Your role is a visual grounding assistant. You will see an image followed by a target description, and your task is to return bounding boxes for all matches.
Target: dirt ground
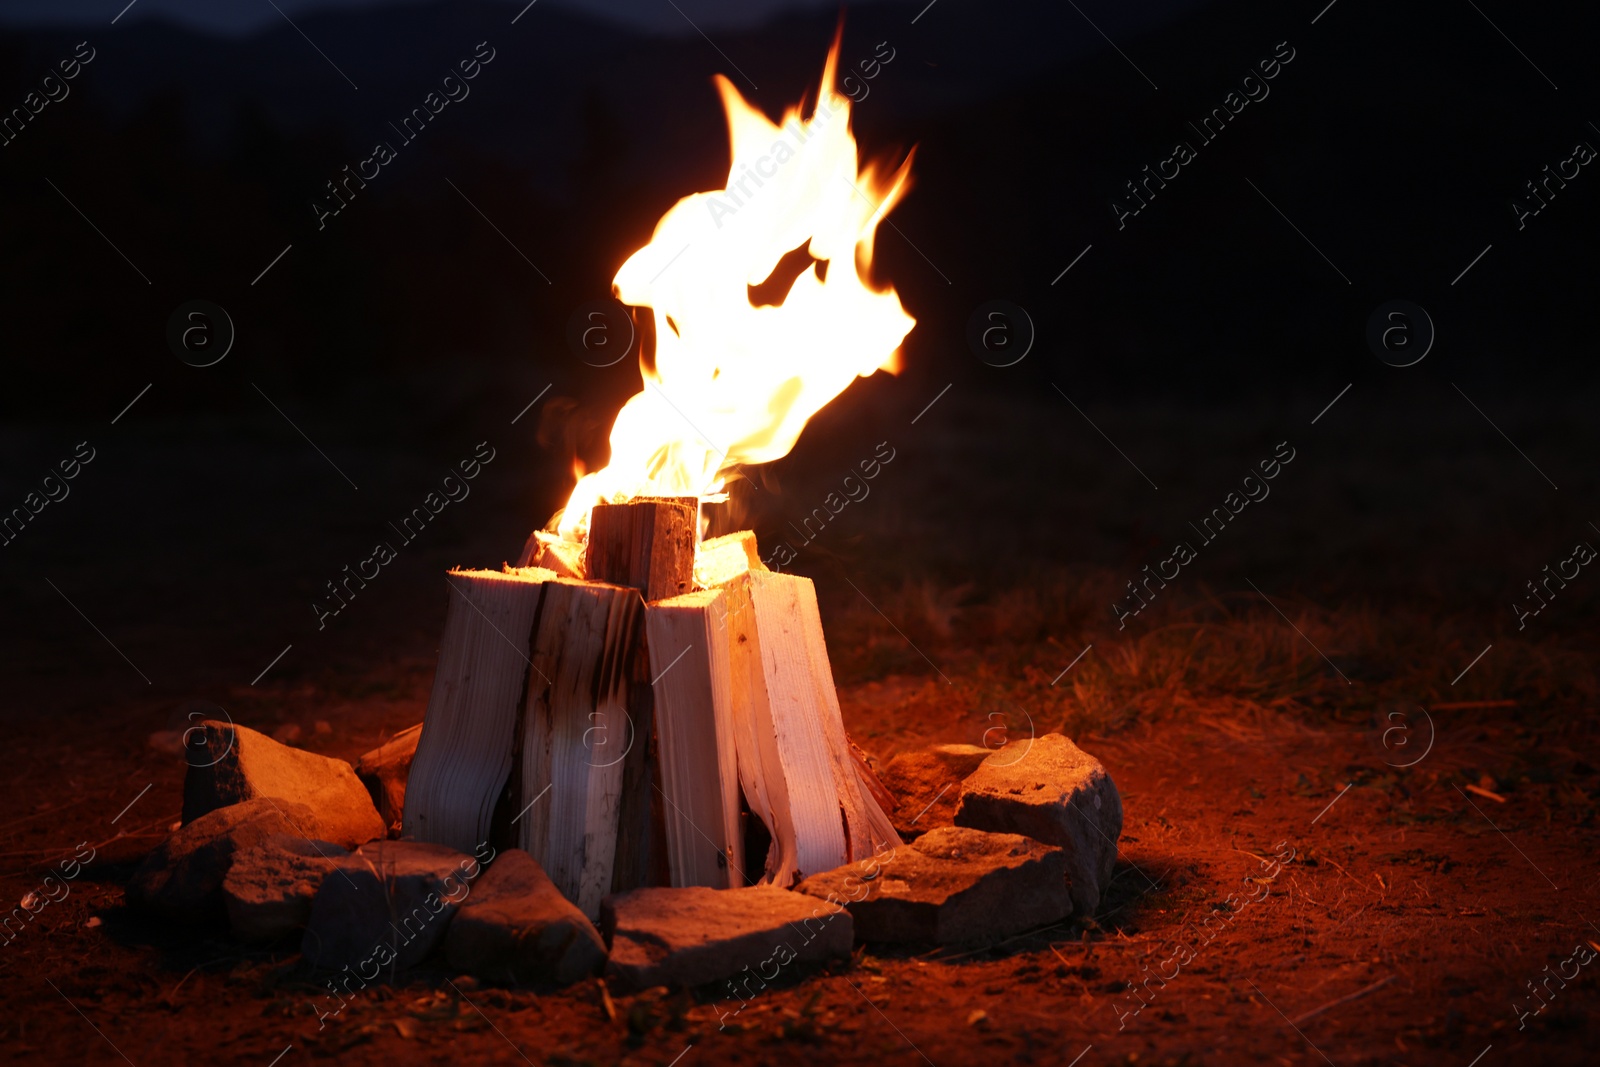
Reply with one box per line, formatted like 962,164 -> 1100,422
3,390 -> 1597,1066
4,658 -> 1596,1066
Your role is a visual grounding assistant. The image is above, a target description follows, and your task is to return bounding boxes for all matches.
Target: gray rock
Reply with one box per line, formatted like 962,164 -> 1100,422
600,885 -> 851,990
796,825 -> 1071,946
223,834 -> 355,943
127,798 -> 321,921
954,733 -> 1123,915
182,720 -> 385,849
301,840 -> 487,971
355,724 -> 423,837
443,849 -> 605,986
877,744 -> 992,837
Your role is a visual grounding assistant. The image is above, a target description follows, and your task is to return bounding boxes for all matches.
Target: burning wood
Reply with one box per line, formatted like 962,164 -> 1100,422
516,529 -> 585,578
585,497 -> 696,601
116,34 -> 1129,1010
405,505 -> 901,911
403,36 -> 919,913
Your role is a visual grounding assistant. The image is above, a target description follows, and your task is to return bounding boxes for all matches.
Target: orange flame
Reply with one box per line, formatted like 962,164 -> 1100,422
552,39 -> 916,541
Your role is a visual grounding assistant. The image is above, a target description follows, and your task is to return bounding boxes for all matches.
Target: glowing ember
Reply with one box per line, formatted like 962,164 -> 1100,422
552,37 -> 916,542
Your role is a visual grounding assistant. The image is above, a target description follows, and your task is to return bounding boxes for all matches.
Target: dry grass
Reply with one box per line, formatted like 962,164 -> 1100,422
823,564 -> 1600,754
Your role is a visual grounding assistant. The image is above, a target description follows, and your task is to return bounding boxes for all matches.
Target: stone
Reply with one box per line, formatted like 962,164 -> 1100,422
355,723 -> 423,836
182,720 -> 385,849
877,744 -> 992,837
601,885 -> 851,990
796,826 -> 1071,946
301,839 -> 489,971
127,798 -> 321,922
223,834 -> 356,943
954,733 -> 1123,915
443,850 -> 606,986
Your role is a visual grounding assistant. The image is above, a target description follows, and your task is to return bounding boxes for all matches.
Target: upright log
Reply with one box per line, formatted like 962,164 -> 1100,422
692,530 -> 763,589
645,587 -> 744,889
607,647 -> 669,896
520,578 -> 642,918
403,567 -> 554,853
585,497 -> 696,601
741,570 -> 901,877
722,577 -> 800,887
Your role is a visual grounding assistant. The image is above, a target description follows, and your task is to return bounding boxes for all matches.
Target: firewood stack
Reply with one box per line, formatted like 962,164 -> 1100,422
402,497 -> 900,917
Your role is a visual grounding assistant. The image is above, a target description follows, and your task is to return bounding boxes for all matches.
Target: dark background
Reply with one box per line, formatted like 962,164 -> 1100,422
1,0 -> 1596,707
3,6 -> 1600,1064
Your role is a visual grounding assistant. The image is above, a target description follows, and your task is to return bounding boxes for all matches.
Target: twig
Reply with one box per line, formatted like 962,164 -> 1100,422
933,921 -> 1074,962
0,796 -> 97,837
1317,854 -> 1378,897
1329,903 -> 1369,933
1288,974 -> 1396,1026
164,950 -> 267,1000
167,966 -> 202,999
0,811 -> 180,866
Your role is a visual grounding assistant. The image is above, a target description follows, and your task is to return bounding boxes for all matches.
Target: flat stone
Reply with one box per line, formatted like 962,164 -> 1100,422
954,733 -> 1122,915
443,849 -> 606,986
796,826 -> 1071,946
600,885 -> 851,990
301,840 -> 487,971
877,744 -> 992,837
223,834 -> 355,943
355,723 -> 423,836
127,798 -> 321,922
182,720 -> 385,849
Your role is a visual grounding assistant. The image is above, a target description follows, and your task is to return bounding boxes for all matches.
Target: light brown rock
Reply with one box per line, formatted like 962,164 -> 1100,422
600,885 -> 851,990
182,720 -> 385,849
301,840 -> 487,971
954,733 -> 1122,915
797,826 -> 1071,946
355,723 -> 423,836
444,850 -> 606,986
223,834 -> 356,943
877,743 -> 992,837
127,798 -> 321,922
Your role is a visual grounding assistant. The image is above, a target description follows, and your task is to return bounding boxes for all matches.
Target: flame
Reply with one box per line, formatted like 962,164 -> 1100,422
552,39 -> 916,541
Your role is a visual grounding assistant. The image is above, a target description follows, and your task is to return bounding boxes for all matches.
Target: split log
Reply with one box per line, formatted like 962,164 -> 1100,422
607,652 -> 669,896
721,577 -> 799,887
520,578 -> 642,918
356,722 -> 423,836
585,497 -> 696,601
788,572 -> 902,860
645,588 -> 744,889
741,570 -> 901,880
849,737 -> 898,816
517,530 -> 586,578
403,567 -> 554,853
692,529 -> 764,589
